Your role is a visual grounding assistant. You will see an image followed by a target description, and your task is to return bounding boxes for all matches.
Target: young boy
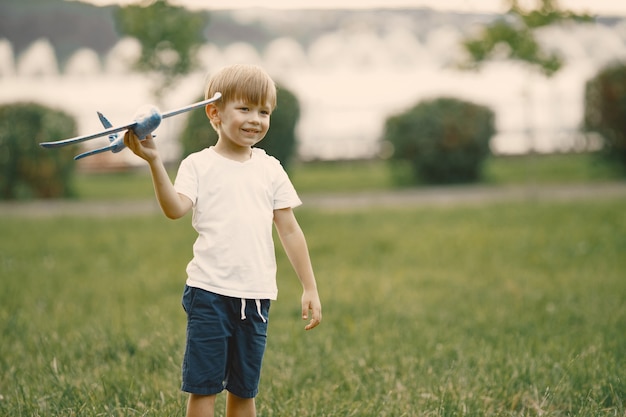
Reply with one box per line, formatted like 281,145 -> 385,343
123,64 -> 322,417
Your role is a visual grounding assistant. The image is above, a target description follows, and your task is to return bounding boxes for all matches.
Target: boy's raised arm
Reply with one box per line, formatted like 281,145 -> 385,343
124,131 -> 192,219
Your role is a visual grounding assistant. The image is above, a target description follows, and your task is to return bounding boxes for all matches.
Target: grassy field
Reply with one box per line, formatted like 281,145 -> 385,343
1,194 -> 625,416
73,152 -> 624,199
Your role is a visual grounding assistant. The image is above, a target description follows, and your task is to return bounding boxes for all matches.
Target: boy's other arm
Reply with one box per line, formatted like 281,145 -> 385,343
274,207 -> 322,330
124,131 -> 192,219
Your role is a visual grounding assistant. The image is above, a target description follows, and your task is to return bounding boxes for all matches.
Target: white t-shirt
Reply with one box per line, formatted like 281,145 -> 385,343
174,147 -> 302,300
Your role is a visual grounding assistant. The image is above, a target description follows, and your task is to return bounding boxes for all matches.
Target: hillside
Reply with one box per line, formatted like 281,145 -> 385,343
0,0 -> 497,64
2,0 -> 622,67
0,0 -> 118,61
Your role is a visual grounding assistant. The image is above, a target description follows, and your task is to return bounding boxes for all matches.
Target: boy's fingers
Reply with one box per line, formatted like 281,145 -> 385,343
124,130 -> 136,148
304,317 -> 320,330
124,130 -> 147,151
302,305 -> 321,330
304,312 -> 321,330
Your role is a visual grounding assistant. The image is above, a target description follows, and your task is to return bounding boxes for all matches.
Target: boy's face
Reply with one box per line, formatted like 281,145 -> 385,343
208,99 -> 272,149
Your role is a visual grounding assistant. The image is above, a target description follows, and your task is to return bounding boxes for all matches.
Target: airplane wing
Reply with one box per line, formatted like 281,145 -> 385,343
161,92 -> 222,119
40,122 -> 137,148
74,143 -> 118,160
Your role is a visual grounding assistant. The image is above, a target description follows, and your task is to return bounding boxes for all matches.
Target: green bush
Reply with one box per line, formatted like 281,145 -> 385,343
179,98 -> 218,158
259,87 -> 300,171
0,102 -> 78,199
384,97 -> 495,184
179,85 -> 300,170
584,62 -> 626,173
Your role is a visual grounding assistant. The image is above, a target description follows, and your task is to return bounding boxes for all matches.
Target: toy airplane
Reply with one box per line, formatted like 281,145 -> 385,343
40,92 -> 222,160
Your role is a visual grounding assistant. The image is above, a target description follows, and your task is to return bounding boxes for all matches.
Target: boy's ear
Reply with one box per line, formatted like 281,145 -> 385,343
206,103 -> 220,124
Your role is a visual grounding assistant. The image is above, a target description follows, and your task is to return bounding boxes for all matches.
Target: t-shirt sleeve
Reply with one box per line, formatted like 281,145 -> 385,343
273,162 -> 302,210
174,156 -> 198,205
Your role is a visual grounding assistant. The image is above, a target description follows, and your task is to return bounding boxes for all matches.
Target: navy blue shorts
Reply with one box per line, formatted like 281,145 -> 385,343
181,285 -> 270,398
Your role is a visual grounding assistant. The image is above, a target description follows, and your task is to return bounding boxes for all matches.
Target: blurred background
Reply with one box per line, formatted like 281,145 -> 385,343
1,0 -> 625,194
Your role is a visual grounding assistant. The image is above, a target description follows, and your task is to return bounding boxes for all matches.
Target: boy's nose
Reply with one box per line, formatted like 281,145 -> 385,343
249,111 -> 261,124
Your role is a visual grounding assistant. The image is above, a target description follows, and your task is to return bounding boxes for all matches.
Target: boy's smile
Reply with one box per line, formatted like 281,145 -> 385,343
241,126 -> 262,136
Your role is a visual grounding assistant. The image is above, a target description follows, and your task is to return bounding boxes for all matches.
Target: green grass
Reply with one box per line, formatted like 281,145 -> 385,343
72,153 -> 624,199
1,196 -> 625,416
73,170 -> 161,200
482,152 -> 624,185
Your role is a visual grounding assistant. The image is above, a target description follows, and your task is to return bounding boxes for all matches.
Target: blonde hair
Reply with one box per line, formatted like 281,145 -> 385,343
205,64 -> 277,111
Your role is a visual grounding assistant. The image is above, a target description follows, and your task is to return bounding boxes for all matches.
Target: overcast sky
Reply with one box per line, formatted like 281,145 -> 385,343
73,0 -> 625,16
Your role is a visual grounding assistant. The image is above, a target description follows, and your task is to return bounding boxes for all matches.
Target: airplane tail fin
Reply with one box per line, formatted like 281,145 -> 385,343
97,112 -> 118,143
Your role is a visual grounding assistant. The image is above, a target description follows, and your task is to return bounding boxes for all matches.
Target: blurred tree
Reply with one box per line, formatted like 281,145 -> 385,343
179,98 -> 218,157
0,103 -> 78,199
180,86 -> 300,170
460,0 -> 593,154
460,0 -> 592,76
114,0 -> 208,99
258,87 -> 300,171
384,97 -> 495,184
584,62 -> 626,173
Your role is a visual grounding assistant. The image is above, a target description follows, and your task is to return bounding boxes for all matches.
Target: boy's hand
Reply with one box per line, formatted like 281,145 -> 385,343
302,289 -> 322,331
124,130 -> 159,162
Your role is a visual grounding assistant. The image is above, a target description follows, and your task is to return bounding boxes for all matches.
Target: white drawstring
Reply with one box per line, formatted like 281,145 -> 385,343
240,298 -> 267,323
255,299 -> 267,323
240,299 -> 247,320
